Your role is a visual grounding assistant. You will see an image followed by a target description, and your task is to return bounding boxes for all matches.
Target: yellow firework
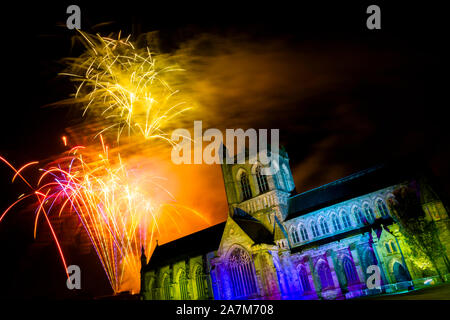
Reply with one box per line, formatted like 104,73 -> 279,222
60,31 -> 191,144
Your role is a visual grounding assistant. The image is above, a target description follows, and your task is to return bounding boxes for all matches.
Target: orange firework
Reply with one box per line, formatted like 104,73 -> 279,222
1,136 -> 207,293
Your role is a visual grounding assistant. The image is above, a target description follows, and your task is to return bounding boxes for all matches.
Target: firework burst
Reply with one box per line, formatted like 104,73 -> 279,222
1,31 -> 206,294
1,137 -> 207,293
60,31 -> 192,144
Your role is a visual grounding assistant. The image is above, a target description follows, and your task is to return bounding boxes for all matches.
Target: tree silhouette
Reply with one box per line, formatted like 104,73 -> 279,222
388,180 -> 450,281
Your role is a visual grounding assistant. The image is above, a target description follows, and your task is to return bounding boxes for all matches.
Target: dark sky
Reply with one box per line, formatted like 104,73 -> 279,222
0,1 -> 447,298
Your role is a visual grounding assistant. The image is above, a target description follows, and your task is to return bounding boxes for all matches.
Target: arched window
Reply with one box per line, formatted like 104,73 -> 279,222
298,266 -> 312,293
240,172 -> 252,200
317,262 -> 334,289
228,247 -> 258,298
353,207 -> 364,225
148,278 -> 156,300
299,224 -> 309,241
291,227 -> 300,243
363,203 -> 375,222
393,261 -> 410,283
178,270 -> 189,300
342,257 -> 358,284
195,267 -> 206,299
319,217 -> 330,235
331,214 -> 342,232
311,221 -> 320,237
162,274 -> 171,300
255,166 -> 269,193
385,242 -> 392,253
377,199 -> 389,217
341,210 -> 352,228
391,241 -> 398,252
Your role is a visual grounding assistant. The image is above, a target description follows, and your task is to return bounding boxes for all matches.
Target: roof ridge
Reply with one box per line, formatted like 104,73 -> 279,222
153,221 -> 226,248
289,164 -> 384,200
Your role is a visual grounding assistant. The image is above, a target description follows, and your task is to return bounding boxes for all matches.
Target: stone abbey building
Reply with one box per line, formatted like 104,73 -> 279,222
140,149 -> 450,300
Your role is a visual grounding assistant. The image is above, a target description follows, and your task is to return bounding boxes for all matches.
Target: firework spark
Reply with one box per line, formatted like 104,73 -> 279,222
1,137 -> 208,293
60,31 -> 192,144
0,31 -> 210,294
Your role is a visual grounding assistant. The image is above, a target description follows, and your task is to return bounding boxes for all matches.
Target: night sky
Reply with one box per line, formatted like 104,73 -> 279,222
0,1 -> 447,299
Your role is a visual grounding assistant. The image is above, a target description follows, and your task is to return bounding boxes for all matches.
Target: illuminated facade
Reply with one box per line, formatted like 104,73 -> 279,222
140,150 -> 450,300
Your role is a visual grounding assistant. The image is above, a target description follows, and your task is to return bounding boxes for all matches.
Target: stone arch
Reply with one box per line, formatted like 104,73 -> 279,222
297,263 -> 313,294
330,212 -> 341,232
290,224 -> 300,244
310,219 -> 320,238
176,268 -> 189,300
340,209 -> 352,228
147,277 -> 155,299
236,169 -> 252,201
352,205 -> 364,225
226,244 -> 258,298
193,263 -> 206,300
362,201 -> 375,222
253,163 -> 270,194
318,215 -> 330,235
161,273 -> 171,300
314,258 -> 334,291
340,255 -> 359,285
235,167 -> 248,180
298,223 -> 309,242
375,197 -> 389,217
392,261 -> 410,283
361,247 -> 378,273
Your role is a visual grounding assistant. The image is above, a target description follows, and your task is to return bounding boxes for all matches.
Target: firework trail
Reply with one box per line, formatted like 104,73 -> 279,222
60,31 -> 192,144
0,31 -> 208,294
1,137 -> 207,293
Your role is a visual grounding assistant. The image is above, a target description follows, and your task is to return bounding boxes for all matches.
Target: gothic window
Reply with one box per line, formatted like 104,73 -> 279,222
162,274 -> 171,300
319,217 -> 330,234
386,240 -> 398,253
391,241 -> 398,252
331,214 -> 342,232
291,227 -> 300,243
195,267 -> 206,299
363,203 -> 375,222
240,171 -> 252,200
148,279 -> 155,300
385,242 -> 392,253
178,270 -> 189,300
317,262 -> 334,289
298,266 -> 312,293
341,210 -> 352,228
256,166 -> 269,193
393,261 -> 410,283
377,199 -> 389,217
353,207 -> 364,225
299,224 -> 309,241
311,221 -> 320,237
228,247 -> 258,298
342,257 -> 358,284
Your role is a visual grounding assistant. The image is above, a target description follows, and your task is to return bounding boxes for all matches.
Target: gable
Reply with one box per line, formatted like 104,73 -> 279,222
218,214 -> 274,258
